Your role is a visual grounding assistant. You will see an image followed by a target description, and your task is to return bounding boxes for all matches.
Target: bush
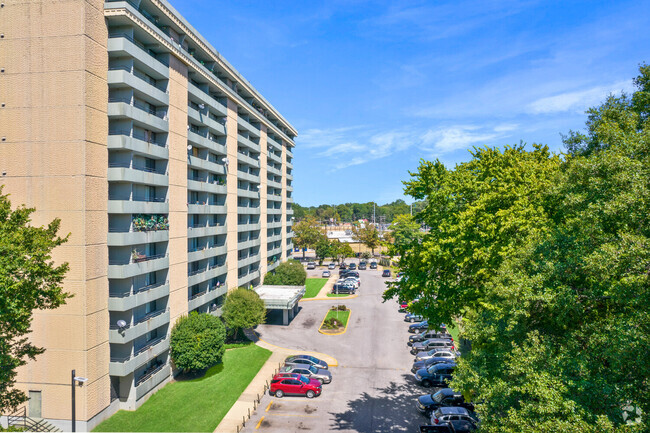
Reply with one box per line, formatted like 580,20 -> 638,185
322,317 -> 343,329
331,304 -> 347,311
222,288 -> 267,338
263,260 -> 306,285
170,312 -> 226,372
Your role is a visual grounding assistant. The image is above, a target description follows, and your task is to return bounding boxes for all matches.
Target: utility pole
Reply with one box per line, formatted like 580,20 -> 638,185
373,202 -> 376,225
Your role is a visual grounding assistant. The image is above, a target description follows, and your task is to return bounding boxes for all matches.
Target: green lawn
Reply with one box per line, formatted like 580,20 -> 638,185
322,309 -> 351,328
93,344 -> 271,432
303,278 -> 328,298
326,293 -> 352,298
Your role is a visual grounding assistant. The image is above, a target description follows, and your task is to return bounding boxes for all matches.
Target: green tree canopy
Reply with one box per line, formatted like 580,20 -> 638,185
0,188 -> 70,412
351,223 -> 381,255
263,260 -> 307,286
292,216 -> 326,258
170,312 -> 226,372
386,214 -> 422,257
221,288 -> 267,339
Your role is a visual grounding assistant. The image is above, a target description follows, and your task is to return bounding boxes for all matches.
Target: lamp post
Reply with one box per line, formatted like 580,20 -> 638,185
71,370 -> 88,432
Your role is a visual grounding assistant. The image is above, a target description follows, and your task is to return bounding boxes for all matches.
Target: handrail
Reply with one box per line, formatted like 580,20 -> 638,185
108,280 -> 168,298
108,96 -> 167,119
108,253 -> 168,265
108,161 -> 165,174
107,32 -> 169,66
108,65 -> 168,93
135,363 -> 166,386
108,128 -> 167,147
134,307 -> 170,325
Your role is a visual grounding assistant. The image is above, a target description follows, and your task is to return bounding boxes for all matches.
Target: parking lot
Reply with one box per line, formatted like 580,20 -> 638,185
242,262 -> 430,433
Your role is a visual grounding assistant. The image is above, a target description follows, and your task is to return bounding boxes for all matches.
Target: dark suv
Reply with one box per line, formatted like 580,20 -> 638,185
370,262 -> 378,269
410,338 -> 455,355
409,331 -> 452,346
414,362 -> 456,387
416,388 -> 474,415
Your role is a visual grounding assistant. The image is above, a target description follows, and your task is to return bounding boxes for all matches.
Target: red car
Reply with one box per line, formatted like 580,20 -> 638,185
270,373 -> 322,398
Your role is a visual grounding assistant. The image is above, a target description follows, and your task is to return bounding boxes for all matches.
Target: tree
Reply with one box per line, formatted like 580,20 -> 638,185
0,188 -> 71,412
170,312 -> 226,372
332,241 -> 355,262
292,216 -> 326,258
263,259 -> 307,285
314,238 -> 334,264
387,214 -> 421,257
351,223 -> 381,255
221,288 -> 267,339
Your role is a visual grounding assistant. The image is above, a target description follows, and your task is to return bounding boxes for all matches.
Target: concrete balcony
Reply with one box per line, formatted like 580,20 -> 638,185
187,264 -> 228,286
267,194 -> 282,203
187,224 -> 227,238
108,133 -> 168,159
188,82 -> 227,117
237,223 -> 261,232
237,171 -> 259,183
108,69 -> 169,106
108,166 -> 168,187
109,309 -> 170,344
107,36 -> 169,79
187,106 -> 226,136
286,196 -> 294,203
286,184 -> 294,192
135,364 -> 171,401
187,155 -> 227,175
267,234 -> 282,243
267,208 -> 282,215
287,208 -> 294,215
187,179 -> 228,195
238,254 -> 260,268
108,199 -> 169,215
238,206 -> 261,215
109,337 -> 170,377
268,245 -> 283,255
267,180 -> 282,189
237,117 -> 260,138
108,229 -> 169,247
267,165 -> 282,176
237,153 -> 260,168
287,219 -> 294,227
108,255 -> 169,279
267,135 -> 282,151
286,173 -> 294,181
286,160 -> 294,170
187,204 -> 227,215
187,130 -> 227,154
187,285 -> 227,311
267,261 -> 280,272
267,151 -> 281,164
237,134 -> 260,152
237,238 -> 260,250
108,281 -> 170,312
267,221 -> 282,229
238,270 -> 260,288
237,189 -> 260,199
108,100 -> 168,133
187,245 -> 227,262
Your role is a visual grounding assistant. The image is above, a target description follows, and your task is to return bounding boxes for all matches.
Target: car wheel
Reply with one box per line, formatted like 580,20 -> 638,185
306,390 -> 315,398
275,389 -> 284,398
422,379 -> 432,387
409,318 -> 414,322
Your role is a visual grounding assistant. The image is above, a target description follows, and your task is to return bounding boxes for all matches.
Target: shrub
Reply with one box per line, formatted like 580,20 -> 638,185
170,312 -> 226,372
322,317 -> 343,329
222,288 -> 267,338
263,259 -> 306,286
331,305 -> 347,311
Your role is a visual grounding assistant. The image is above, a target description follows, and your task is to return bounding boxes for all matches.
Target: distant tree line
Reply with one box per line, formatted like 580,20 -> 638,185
293,199 -> 426,223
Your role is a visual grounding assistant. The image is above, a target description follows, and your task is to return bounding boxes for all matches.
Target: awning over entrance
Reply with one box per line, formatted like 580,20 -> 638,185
255,285 -> 305,325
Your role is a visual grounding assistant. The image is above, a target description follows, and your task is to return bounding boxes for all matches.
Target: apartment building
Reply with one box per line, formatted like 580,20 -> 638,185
1,0 -> 295,429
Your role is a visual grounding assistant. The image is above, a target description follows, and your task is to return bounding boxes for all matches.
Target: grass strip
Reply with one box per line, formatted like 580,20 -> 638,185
326,293 -> 352,298
303,277 -> 328,298
321,308 -> 350,329
93,344 -> 271,432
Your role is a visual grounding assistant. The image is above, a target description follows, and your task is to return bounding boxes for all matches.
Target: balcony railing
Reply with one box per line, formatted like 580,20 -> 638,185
110,335 -> 166,362
107,32 -> 169,67
108,96 -> 167,120
108,129 -> 167,147
109,280 -> 168,298
108,253 -> 168,266
135,363 -> 166,386
108,65 -> 168,93
109,161 -> 166,175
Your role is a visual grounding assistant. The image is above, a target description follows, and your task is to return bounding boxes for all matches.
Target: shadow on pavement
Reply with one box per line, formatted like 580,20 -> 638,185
329,373 -> 428,432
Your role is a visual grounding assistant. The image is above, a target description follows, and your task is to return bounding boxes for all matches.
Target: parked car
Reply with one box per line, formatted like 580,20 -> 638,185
370,262 -> 378,269
341,277 -> 360,287
414,362 -> 456,387
281,364 -> 332,384
328,263 -> 336,269
343,270 -> 360,278
322,270 -> 331,278
306,262 -> 316,270
348,263 -> 357,270
270,373 -> 322,398
339,262 -> 347,269
382,269 -> 392,277
430,407 -> 477,428
415,349 -> 458,362
416,388 -> 475,416
285,355 -> 329,370
419,420 -> 477,432
409,321 -> 429,333
332,283 -> 356,294
411,339 -> 455,355
412,356 -> 456,373
358,262 -> 367,270
409,331 -> 452,345
405,313 -> 424,323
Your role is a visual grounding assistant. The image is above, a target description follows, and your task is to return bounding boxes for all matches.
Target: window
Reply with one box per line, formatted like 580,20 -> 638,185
28,391 -> 41,418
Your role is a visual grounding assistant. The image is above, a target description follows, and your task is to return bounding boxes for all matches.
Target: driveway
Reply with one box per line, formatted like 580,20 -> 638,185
242,267 -> 428,433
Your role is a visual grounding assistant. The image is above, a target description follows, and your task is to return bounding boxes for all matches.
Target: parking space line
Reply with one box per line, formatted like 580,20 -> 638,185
265,401 -> 272,412
267,414 -> 317,418
255,416 -> 264,430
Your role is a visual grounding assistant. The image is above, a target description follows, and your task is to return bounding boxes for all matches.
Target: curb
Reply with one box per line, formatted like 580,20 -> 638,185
255,338 -> 339,367
300,293 -> 359,302
318,308 -> 351,336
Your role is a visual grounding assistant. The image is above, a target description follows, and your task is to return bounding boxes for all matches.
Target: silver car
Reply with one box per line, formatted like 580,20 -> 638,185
281,364 -> 332,384
415,349 -> 457,362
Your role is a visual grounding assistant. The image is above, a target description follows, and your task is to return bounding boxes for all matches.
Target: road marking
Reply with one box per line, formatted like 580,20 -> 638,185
268,414 -> 317,418
265,401 -> 272,412
256,416 -> 264,429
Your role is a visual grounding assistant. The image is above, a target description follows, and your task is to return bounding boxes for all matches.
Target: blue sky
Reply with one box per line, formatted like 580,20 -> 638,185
172,0 -> 650,207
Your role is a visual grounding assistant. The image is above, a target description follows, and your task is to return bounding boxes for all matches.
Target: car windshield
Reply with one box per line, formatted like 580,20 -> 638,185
432,391 -> 445,403
308,365 -> 318,373
298,374 -> 309,384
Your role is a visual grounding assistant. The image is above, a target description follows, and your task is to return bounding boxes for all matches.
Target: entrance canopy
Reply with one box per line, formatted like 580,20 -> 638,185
255,285 -> 305,325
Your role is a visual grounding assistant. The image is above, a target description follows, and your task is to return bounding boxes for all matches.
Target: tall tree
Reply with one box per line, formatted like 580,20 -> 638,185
387,214 -> 421,256
292,216 -> 326,258
351,223 -> 381,255
0,188 -> 71,412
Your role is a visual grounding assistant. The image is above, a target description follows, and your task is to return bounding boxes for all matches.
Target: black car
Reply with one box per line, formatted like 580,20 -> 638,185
370,262 -> 378,269
409,331 -> 452,346
382,269 -> 392,277
411,356 -> 454,374
358,262 -> 367,270
419,420 -> 477,433
339,262 -> 347,269
414,362 -> 456,387
332,283 -> 355,294
348,263 -> 357,270
416,388 -> 474,415
409,321 -> 429,333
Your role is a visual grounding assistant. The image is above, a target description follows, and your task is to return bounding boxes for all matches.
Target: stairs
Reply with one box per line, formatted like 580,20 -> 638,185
6,407 -> 62,432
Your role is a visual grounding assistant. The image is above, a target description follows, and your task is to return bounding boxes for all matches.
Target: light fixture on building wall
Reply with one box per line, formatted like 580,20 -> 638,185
198,103 -> 205,109
222,157 -> 229,166
187,145 -> 192,150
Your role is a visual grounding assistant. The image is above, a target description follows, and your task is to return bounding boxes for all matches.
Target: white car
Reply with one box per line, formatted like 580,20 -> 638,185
414,349 -> 457,362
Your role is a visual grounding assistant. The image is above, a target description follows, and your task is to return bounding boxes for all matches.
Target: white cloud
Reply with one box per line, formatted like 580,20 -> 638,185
421,124 -> 514,155
526,80 -> 634,114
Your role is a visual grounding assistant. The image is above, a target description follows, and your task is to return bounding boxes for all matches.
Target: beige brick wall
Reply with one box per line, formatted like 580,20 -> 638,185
225,98 -> 239,290
281,143 -> 288,261
167,56 -> 189,324
259,126 -> 268,277
0,0 -> 109,422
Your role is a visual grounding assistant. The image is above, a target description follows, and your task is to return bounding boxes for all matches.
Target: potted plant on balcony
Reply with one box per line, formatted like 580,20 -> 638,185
132,249 -> 147,263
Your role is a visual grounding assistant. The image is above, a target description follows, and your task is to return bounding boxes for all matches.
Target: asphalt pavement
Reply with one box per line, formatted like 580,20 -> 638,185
241,263 -> 429,433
